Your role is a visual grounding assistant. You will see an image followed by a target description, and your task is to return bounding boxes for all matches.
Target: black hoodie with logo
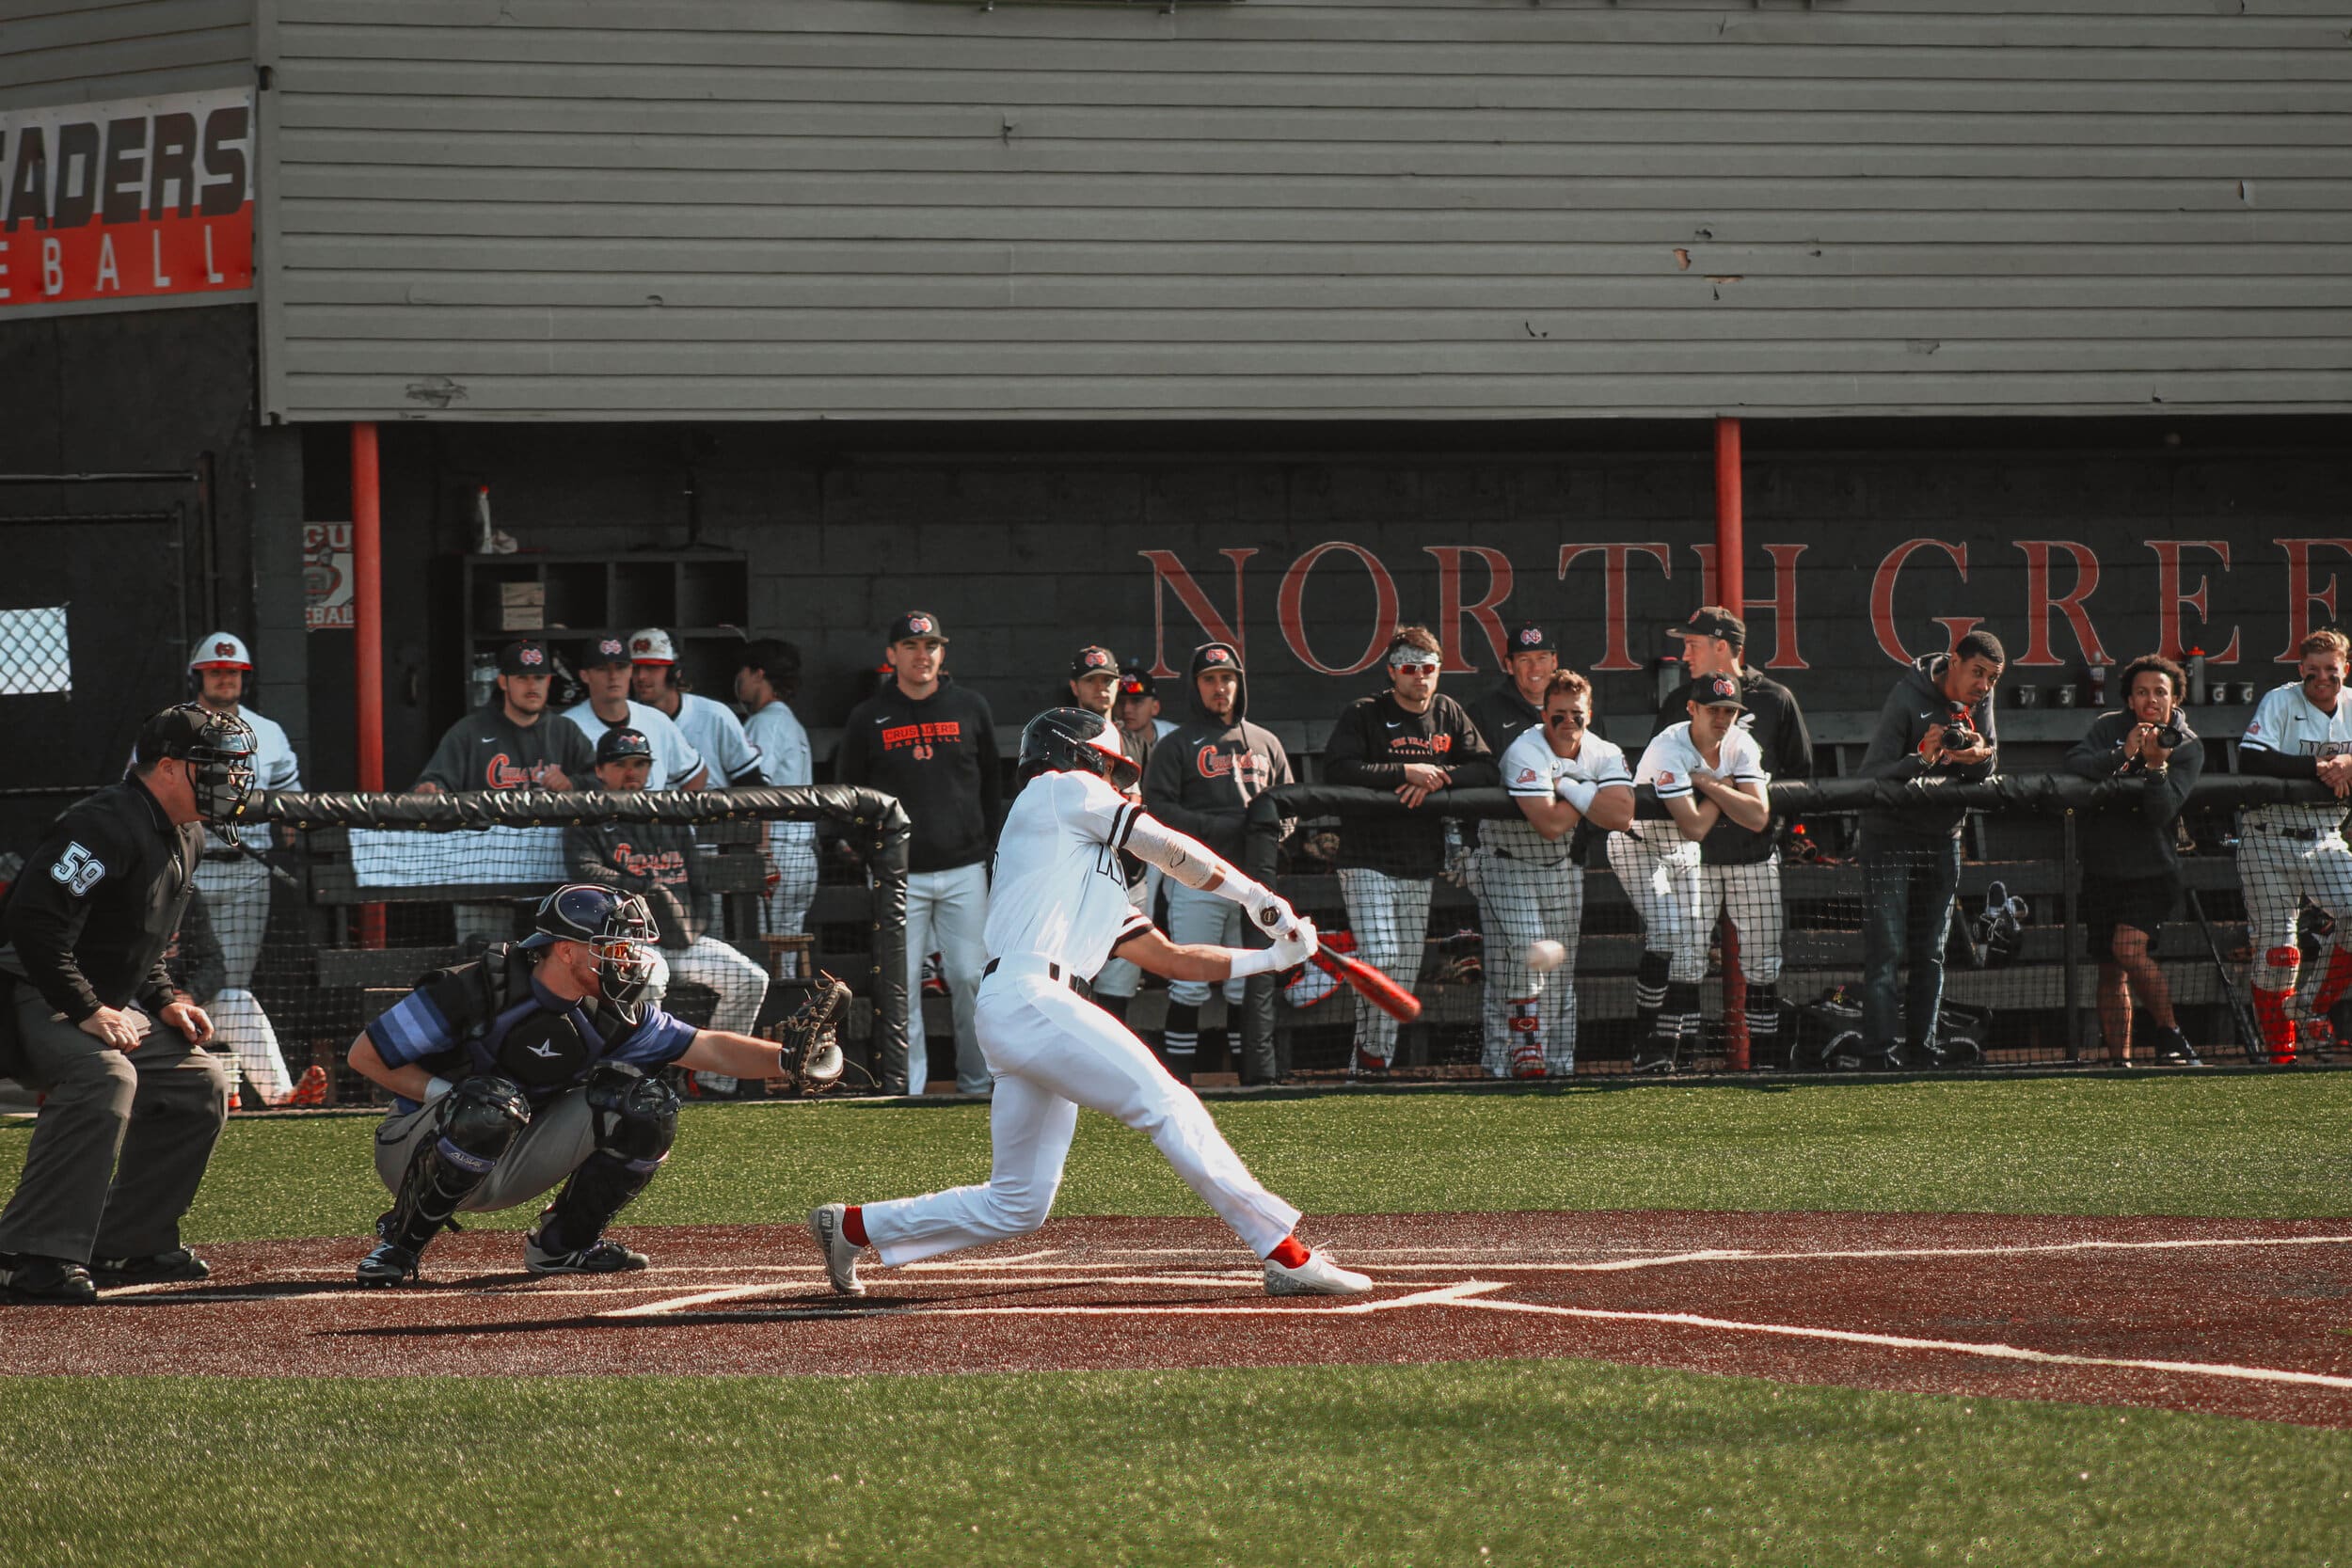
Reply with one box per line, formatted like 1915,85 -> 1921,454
1324,687 -> 1498,877
1141,642 -> 1294,863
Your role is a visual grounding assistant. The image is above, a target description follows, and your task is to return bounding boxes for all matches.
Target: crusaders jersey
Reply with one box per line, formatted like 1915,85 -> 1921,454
1631,722 -> 1766,847
1488,728 -> 1631,865
2242,681 -> 2352,833
984,768 -> 1152,981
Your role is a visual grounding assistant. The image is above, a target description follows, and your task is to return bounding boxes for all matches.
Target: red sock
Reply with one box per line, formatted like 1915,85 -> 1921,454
2312,945 -> 2352,1015
842,1205 -> 869,1248
1268,1235 -> 1311,1269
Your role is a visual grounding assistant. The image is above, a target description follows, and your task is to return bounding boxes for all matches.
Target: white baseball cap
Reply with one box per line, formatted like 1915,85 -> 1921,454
628,628 -> 676,664
189,631 -> 253,671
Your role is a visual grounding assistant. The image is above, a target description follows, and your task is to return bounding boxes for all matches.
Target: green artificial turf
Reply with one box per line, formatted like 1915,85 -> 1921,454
1,1363 -> 2344,1567
2,1072 -> 2344,1243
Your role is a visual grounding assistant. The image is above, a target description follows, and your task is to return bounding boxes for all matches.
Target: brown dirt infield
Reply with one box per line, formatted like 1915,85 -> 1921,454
8,1211 -> 2349,1429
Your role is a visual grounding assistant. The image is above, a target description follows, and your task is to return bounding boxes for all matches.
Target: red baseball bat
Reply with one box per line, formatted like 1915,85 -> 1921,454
1313,942 -> 1421,1023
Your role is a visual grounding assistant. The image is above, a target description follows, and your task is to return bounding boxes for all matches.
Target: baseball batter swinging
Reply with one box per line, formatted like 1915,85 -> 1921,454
810,708 -> 1374,1298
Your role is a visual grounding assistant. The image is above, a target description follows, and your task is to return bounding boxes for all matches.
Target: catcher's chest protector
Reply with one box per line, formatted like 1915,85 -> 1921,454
423,944 -> 643,1090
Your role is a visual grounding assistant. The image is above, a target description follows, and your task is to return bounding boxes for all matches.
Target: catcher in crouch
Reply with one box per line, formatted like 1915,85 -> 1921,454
809,708 -> 1375,1299
345,883 -> 845,1285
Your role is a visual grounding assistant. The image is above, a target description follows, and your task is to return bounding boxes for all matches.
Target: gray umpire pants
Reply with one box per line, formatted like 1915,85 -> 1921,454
373,1085 -> 596,1214
0,990 -> 230,1263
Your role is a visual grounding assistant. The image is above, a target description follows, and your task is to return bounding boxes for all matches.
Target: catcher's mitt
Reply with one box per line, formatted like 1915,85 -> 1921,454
769,972 -> 850,1095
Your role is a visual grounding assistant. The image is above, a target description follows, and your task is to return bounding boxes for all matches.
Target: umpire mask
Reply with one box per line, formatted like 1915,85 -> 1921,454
138,703 -> 259,829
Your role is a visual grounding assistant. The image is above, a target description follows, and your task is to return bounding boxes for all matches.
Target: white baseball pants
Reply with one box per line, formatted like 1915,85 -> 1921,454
649,937 -> 771,1095
1161,880 -> 1248,1007
1608,831 -> 1706,984
207,989 -> 293,1104
2237,828 -> 2352,1011
1471,847 -> 1583,1077
193,853 -> 269,990
762,821 -> 818,942
1336,867 -> 1434,1064
1699,855 -> 1785,985
906,862 -> 991,1094
859,965 -> 1301,1267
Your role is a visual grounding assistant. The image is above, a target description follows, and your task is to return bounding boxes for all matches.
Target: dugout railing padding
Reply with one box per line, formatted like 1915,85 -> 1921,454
1244,774 -> 2338,1074
260,784 -> 913,1090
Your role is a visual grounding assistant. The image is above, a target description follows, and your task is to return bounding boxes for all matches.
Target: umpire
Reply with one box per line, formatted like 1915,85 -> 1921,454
0,704 -> 256,1303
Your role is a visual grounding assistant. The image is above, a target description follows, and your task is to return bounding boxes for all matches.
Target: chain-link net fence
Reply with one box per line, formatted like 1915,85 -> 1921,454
1244,776 -> 2333,1081
161,785 -> 912,1108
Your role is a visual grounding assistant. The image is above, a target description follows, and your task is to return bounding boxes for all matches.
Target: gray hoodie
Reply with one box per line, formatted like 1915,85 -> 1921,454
1140,642 -> 1293,862
1859,653 -> 1999,842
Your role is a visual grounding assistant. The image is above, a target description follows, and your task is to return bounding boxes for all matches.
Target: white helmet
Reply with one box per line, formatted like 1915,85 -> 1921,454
189,631 -> 253,672
628,627 -> 677,664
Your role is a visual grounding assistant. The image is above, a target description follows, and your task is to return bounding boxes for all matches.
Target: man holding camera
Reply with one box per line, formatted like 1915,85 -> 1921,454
1852,631 -> 2005,1069
2065,655 -> 2202,1066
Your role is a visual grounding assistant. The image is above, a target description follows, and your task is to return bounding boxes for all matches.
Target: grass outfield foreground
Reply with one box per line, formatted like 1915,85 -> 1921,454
2,1074 -> 2349,1565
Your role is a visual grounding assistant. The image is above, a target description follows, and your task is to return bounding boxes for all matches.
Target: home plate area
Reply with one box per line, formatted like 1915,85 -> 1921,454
10,1212 -> 2350,1429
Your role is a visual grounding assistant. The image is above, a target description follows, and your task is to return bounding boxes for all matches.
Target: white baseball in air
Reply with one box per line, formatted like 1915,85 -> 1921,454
1526,940 -> 1568,974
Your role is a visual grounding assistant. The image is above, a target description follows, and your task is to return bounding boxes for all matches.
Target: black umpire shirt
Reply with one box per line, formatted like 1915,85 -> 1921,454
0,777 -> 207,1023
1651,668 -> 1815,866
835,680 -> 1003,874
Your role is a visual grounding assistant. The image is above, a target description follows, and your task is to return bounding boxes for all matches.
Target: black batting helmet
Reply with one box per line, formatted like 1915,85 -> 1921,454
1018,707 -> 1139,790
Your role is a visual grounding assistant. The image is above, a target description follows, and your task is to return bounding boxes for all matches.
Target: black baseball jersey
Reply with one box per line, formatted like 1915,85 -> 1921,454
0,777 -> 208,1022
417,705 -> 596,793
1323,690 -> 1498,878
1652,669 -> 1815,865
835,681 -> 1003,874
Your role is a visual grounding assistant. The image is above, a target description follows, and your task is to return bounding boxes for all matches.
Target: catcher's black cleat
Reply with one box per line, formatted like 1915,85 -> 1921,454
524,1232 -> 648,1276
88,1249 -> 210,1287
0,1253 -> 100,1305
356,1241 -> 421,1287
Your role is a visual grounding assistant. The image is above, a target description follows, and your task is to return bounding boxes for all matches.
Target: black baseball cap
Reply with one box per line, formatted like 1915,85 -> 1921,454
1070,644 -> 1118,679
1119,660 -> 1157,699
1505,621 -> 1557,656
498,639 -> 551,676
1668,606 -> 1748,648
135,703 -> 249,765
580,635 -> 632,669
596,727 -> 655,765
1693,673 -> 1747,710
887,610 -> 948,644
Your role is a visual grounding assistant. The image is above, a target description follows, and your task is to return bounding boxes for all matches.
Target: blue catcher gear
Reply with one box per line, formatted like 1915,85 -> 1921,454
358,1075 -> 530,1286
529,1063 -> 679,1267
1017,706 -> 1139,790
525,883 -> 659,1008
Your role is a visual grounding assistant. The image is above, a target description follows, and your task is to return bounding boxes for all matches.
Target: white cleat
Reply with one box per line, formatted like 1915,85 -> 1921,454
1264,1249 -> 1375,1297
808,1203 -> 866,1296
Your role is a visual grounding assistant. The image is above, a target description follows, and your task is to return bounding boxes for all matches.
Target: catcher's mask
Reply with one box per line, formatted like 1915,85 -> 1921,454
524,883 -> 659,1008
1018,706 -> 1139,791
136,702 -> 258,831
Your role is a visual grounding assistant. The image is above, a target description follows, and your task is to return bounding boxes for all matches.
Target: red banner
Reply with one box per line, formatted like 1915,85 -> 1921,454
0,88 -> 252,309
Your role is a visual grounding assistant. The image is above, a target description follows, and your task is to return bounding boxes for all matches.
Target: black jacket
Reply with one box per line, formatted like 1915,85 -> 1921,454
1323,689 -> 1498,877
834,681 -> 1001,874
0,777 -> 208,1022
2064,709 -> 2205,879
1858,654 -> 2000,843
1653,668 -> 1815,865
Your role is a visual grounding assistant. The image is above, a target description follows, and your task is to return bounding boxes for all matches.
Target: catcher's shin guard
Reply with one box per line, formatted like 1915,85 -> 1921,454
2253,946 -> 2301,1065
537,1064 -> 680,1256
379,1075 -> 530,1258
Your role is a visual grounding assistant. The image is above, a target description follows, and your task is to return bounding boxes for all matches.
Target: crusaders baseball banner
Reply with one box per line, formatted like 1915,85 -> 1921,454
0,87 -> 253,310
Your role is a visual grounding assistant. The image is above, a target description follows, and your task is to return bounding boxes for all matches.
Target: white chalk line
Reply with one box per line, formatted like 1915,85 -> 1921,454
1449,1297 -> 2352,1394
614,1279 -> 1513,1323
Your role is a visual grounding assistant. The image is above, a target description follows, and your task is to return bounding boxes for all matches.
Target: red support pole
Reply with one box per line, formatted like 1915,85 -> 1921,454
352,423 -> 385,948
1715,414 -> 1748,1066
1713,415 -> 1743,618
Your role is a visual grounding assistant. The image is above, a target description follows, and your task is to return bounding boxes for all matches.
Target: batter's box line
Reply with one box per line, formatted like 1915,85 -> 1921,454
604,1279 -> 1509,1322
1339,1233 -> 2352,1275
1451,1296 -> 2352,1394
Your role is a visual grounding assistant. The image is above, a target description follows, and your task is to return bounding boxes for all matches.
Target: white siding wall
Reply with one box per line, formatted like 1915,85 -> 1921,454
263,0 -> 2352,421
0,0 -> 251,109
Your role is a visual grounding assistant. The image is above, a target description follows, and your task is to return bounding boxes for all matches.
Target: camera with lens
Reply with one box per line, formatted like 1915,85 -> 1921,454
1941,705 -> 1983,753
2154,715 -> 2187,752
